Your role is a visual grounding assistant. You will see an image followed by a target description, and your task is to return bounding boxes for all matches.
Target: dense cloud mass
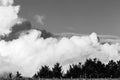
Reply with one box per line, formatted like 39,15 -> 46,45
0,0 -> 120,77
0,0 -> 20,35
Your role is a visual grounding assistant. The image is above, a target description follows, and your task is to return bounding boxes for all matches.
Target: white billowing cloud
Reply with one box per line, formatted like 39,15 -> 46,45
0,30 -> 120,77
0,0 -> 13,6
0,0 -> 20,35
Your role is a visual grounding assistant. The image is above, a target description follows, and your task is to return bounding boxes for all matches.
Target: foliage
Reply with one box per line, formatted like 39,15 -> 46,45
34,58 -> 120,78
36,65 -> 52,78
3,58 -> 120,79
52,63 -> 63,78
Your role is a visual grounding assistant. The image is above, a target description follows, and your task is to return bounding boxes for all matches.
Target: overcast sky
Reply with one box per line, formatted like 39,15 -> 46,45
15,0 -> 120,36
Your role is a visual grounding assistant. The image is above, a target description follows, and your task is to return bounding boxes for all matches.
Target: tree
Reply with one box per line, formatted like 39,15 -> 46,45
9,73 -> 12,79
52,63 -> 63,78
37,65 -> 52,78
65,63 -> 82,78
93,59 -> 106,78
15,71 -> 22,79
82,59 -> 95,78
106,60 -> 117,78
82,58 -> 106,78
116,60 -> 120,78
33,73 -> 39,79
33,58 -> 120,78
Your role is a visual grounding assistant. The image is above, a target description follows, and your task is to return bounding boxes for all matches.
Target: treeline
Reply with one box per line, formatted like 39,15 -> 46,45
0,71 -> 23,80
2,58 -> 120,79
33,58 -> 120,79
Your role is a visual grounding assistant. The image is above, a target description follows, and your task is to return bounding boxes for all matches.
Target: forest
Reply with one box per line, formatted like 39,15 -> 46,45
33,58 -> 120,79
1,58 -> 120,80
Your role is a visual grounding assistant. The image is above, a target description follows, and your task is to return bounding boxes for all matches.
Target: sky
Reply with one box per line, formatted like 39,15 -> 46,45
1,0 -> 120,77
15,0 -> 120,36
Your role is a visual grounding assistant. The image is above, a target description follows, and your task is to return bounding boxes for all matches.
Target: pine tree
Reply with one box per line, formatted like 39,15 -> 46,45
16,71 -> 22,79
52,63 -> 63,78
65,63 -> 82,78
37,65 -> 52,78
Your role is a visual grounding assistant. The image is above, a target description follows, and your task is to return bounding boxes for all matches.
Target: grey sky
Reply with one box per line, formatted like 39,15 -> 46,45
15,0 -> 120,36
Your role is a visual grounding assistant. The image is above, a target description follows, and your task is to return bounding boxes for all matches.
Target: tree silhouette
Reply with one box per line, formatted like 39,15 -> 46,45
116,60 -> 120,78
106,60 -> 117,78
9,73 -> 12,79
33,73 -> 38,79
95,59 -> 106,78
82,58 -> 107,78
15,71 -> 22,79
65,63 -> 82,78
52,63 -> 63,78
33,58 -> 120,78
82,59 -> 96,78
37,65 -> 52,78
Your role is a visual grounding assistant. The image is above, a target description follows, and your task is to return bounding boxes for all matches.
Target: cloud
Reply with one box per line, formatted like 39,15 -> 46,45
0,30 -> 120,77
34,15 -> 45,26
0,0 -> 21,35
98,35 -> 120,44
0,0 -> 13,6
